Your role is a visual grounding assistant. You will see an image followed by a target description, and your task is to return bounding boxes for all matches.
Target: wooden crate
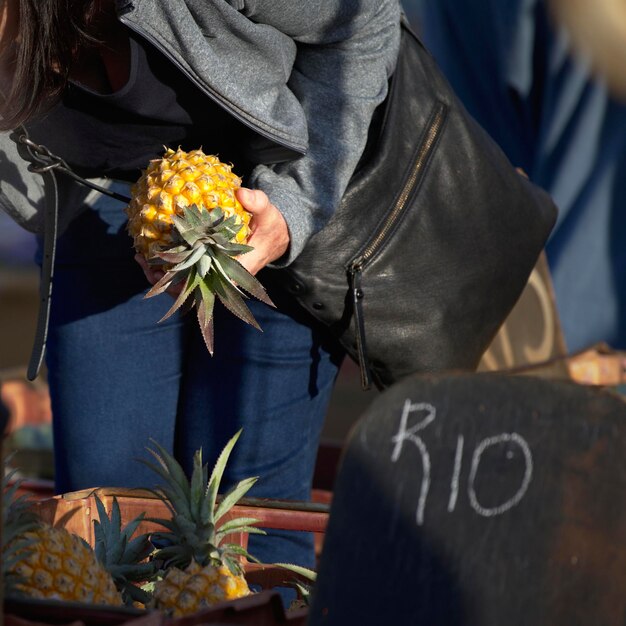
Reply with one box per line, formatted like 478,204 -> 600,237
5,590 -> 308,626
5,489 -> 323,625
34,487 -> 328,541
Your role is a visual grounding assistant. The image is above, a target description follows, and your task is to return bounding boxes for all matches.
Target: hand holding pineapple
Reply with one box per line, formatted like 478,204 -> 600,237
136,186 -> 289,286
127,147 -> 286,354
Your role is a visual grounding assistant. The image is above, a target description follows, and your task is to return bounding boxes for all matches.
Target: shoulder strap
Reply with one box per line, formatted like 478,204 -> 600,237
8,128 -> 130,379
8,125 -> 60,380
27,165 -> 58,381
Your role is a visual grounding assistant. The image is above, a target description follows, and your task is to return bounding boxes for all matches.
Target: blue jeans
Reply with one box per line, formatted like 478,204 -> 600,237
43,188 -> 344,568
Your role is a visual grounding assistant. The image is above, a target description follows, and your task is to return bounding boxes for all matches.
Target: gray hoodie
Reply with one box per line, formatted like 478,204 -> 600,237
0,0 -> 400,265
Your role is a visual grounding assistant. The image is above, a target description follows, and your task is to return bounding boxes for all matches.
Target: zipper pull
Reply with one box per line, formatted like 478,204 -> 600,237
349,263 -> 373,391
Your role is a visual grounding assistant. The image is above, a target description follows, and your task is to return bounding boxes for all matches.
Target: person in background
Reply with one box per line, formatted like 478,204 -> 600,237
404,0 -> 626,353
0,0 -> 400,572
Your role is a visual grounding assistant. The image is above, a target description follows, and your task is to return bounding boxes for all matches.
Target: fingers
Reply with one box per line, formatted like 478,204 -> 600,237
134,186 -> 289,296
235,187 -> 290,275
134,254 -> 183,298
135,254 -> 162,285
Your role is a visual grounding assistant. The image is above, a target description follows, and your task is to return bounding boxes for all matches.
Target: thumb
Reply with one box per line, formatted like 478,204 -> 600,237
236,187 -> 270,215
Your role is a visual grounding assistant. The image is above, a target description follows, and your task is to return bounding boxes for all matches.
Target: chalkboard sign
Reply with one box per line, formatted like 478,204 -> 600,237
309,373 -> 626,626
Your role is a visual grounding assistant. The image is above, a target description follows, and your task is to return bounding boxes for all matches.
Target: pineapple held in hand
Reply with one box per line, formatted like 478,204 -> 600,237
126,147 -> 273,353
143,430 -> 264,617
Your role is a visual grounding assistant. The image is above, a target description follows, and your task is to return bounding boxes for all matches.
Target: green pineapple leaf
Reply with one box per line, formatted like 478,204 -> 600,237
157,269 -> 200,323
143,440 -> 193,519
212,271 -> 260,330
206,430 -> 242,519
213,248 -> 274,306
196,274 -> 217,354
189,449 -> 207,524
144,264 -> 188,299
141,430 -> 264,572
90,495 -> 157,606
214,476 -> 258,522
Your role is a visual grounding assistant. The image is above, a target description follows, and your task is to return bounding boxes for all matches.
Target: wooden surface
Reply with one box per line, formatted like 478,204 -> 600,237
33,487 -> 329,550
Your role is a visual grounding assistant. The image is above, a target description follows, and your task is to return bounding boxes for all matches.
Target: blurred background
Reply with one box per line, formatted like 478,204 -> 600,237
2,0 -> 626,487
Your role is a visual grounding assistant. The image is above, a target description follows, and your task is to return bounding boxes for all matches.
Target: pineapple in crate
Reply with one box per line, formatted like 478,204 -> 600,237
142,429 -> 265,617
126,147 -> 273,353
1,466 -> 156,606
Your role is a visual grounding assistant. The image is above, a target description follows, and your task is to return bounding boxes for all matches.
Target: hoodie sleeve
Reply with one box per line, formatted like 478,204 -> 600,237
242,0 -> 401,265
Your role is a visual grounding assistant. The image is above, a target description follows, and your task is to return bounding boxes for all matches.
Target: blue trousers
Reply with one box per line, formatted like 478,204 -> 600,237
43,189 -> 344,568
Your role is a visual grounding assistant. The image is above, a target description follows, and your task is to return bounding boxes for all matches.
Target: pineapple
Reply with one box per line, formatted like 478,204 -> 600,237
126,147 -> 273,353
2,469 -> 123,605
92,494 -> 157,606
2,468 -> 156,607
273,562 -> 317,610
142,430 -> 264,617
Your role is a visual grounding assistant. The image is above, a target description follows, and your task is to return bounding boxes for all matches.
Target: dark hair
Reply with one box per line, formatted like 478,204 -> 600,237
0,0 -> 99,130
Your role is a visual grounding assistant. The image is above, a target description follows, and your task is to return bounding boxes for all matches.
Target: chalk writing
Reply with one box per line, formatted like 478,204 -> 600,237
468,433 -> 533,517
448,435 -> 464,512
391,400 -> 436,525
391,399 -> 533,525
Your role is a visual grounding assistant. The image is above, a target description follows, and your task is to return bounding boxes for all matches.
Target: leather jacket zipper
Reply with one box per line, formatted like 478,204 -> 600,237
119,18 -> 306,155
348,102 -> 447,390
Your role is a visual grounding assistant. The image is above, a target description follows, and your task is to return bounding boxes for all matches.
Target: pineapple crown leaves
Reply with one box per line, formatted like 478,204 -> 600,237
2,464 -> 41,546
272,563 -> 317,605
273,562 -> 317,583
92,495 -> 157,605
144,204 -> 274,356
2,464 -> 42,593
140,430 -> 264,571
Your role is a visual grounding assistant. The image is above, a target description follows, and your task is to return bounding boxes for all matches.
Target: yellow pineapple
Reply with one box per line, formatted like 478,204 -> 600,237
126,147 -> 273,353
143,430 -> 264,617
8,526 -> 123,605
127,147 -> 251,259
2,470 -> 155,607
2,471 -> 122,605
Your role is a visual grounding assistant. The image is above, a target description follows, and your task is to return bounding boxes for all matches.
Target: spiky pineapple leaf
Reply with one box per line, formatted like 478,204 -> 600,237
181,204 -> 205,229
211,255 -> 247,299
206,430 -> 242,520
144,268 -> 186,299
143,441 -> 193,519
273,562 -> 318,582
214,476 -> 258,523
151,246 -> 192,265
215,524 -> 265,546
220,542 -> 260,577
214,517 -> 260,534
196,276 -> 217,354
170,244 -> 206,273
148,545 -> 190,569
189,449 -> 207,524
212,213 -> 239,235
171,213 -> 204,248
92,494 -> 157,607
208,207 -> 226,225
212,272 -> 260,330
217,240 -> 255,255
93,496 -> 126,565
171,513 -> 198,544
213,249 -> 274,306
157,269 -> 200,323
141,431 -> 264,571
196,253 -> 213,279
